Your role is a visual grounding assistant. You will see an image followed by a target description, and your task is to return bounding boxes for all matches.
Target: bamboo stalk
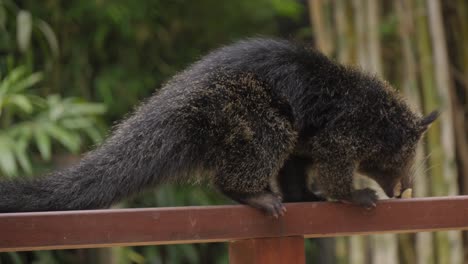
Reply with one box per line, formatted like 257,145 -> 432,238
352,0 -> 368,69
426,0 -> 458,196
366,0 -> 382,76
333,2 -> 353,261
365,1 -> 398,263
453,10 -> 468,249
450,0 -> 468,198
308,0 -> 334,55
414,2 -> 442,264
307,2 -> 339,262
395,1 -> 422,263
334,0 -> 351,64
426,0 -> 463,263
349,1 -> 369,263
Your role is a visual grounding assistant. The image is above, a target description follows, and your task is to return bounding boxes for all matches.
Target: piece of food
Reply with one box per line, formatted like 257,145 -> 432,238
401,188 -> 413,199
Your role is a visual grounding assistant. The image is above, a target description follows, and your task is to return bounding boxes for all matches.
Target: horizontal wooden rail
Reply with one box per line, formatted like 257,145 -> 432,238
1,196 -> 467,252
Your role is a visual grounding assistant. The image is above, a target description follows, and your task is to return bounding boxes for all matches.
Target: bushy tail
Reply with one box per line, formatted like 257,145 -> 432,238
0,103 -> 194,212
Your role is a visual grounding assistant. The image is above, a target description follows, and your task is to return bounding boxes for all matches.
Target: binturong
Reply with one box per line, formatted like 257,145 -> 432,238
0,38 -> 438,217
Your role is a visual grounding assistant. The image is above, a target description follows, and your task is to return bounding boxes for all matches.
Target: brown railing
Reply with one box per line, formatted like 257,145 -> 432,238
1,196 -> 467,263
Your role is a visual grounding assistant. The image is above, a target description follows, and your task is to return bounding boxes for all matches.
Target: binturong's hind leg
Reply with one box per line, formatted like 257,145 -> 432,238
213,130 -> 296,217
214,158 -> 289,217
203,72 -> 297,216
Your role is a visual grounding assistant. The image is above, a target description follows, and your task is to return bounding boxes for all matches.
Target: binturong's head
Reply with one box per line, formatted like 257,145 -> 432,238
358,110 -> 439,198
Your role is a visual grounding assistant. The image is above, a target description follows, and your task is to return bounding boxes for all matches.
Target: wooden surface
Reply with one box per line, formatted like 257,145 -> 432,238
229,236 -> 305,264
0,196 -> 467,252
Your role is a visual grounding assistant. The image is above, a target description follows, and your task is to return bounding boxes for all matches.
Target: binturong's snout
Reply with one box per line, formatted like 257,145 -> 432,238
383,186 -> 395,198
383,181 -> 403,198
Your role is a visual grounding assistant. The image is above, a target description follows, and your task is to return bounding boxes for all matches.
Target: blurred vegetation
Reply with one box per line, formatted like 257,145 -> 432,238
1,0 -> 467,263
0,66 -> 106,176
0,0 -> 307,263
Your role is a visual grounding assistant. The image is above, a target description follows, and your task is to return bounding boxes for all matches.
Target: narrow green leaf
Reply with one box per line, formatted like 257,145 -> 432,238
37,20 -> 59,58
14,138 -> 32,175
0,66 -> 27,94
10,72 -> 43,93
65,103 -> 107,116
45,124 -> 81,153
9,94 -> 33,113
83,126 -> 104,144
126,249 -> 146,264
178,244 -> 199,263
48,103 -> 65,121
60,117 -> 93,129
0,138 -> 18,176
34,129 -> 51,160
16,10 -> 32,52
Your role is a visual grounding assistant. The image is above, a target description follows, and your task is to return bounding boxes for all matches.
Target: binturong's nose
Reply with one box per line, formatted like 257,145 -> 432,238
384,181 -> 402,198
383,187 -> 394,198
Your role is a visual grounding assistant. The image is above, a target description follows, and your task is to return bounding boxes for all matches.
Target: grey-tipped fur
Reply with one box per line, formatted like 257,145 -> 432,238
0,38 -> 436,214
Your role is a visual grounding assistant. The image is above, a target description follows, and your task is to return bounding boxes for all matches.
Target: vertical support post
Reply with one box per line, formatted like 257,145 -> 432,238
229,236 -> 305,264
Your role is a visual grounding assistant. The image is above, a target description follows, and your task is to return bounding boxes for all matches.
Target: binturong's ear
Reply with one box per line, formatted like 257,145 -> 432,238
419,110 -> 440,134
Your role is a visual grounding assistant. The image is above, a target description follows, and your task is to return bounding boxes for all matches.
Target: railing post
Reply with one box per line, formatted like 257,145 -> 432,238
229,236 -> 305,264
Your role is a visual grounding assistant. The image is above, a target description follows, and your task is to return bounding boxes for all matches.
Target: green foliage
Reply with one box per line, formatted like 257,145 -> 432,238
11,0 -> 303,120
0,66 -> 42,116
271,0 -> 303,20
0,0 -> 59,70
0,66 -> 106,177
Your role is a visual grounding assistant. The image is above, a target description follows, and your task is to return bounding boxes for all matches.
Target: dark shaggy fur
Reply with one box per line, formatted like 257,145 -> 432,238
0,38 -> 437,216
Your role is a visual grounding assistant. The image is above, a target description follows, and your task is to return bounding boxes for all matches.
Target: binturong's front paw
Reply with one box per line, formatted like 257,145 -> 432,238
350,188 -> 378,209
